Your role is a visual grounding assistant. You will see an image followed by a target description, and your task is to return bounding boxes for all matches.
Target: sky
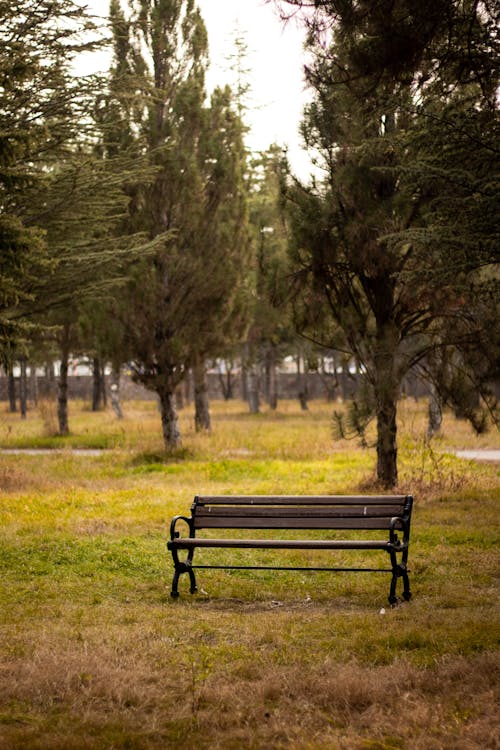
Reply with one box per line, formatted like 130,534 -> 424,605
199,0 -> 312,176
82,0 -> 313,178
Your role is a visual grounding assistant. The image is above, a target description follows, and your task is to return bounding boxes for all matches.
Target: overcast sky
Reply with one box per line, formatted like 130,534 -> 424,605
199,0 -> 312,176
82,0 -> 313,177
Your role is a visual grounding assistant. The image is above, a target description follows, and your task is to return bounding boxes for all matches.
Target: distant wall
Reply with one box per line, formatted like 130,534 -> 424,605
0,370 -> 433,405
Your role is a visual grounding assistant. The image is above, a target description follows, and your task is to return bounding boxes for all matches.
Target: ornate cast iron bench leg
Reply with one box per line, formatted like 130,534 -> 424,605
171,568 -> 181,598
388,524 -> 411,606
388,561 -> 411,606
171,559 -> 197,598
401,565 -> 411,601
168,515 -> 197,598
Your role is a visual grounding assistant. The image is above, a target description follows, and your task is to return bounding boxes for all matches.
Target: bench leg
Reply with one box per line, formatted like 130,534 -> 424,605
171,569 -> 181,598
170,562 -> 197,598
388,563 -> 411,606
188,564 -> 198,594
402,569 -> 411,602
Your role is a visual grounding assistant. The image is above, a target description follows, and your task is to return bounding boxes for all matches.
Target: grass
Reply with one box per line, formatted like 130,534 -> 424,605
0,397 -> 499,749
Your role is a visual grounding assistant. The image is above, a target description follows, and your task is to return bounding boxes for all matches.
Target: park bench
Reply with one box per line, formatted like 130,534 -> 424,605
167,494 -> 413,606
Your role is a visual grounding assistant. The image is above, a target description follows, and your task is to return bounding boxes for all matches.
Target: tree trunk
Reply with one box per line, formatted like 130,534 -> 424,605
57,323 -> 71,436
45,361 -> 57,398
30,365 -> 38,407
7,365 -> 16,412
19,356 -> 27,419
241,366 -> 248,403
217,360 -> 234,400
297,355 -> 309,411
175,384 -> 184,410
226,370 -> 234,400
374,325 -> 399,488
92,357 -> 103,411
319,355 -> 339,402
101,362 -> 107,408
110,363 -> 123,419
183,370 -> 192,405
427,382 -> 442,439
158,385 -> 181,449
247,365 -> 260,414
193,357 -> 211,432
376,394 -> 398,488
265,347 -> 278,410
340,365 -> 349,403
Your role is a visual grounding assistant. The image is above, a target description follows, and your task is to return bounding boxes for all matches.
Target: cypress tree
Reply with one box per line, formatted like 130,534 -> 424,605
107,0 -> 253,448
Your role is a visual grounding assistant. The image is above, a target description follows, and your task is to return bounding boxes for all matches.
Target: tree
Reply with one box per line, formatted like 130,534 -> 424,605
402,85 -> 500,431
246,146 -> 295,411
277,0 -> 499,486
107,0 -> 252,449
187,85 -> 252,432
0,0 -> 101,352
27,151 -> 161,435
0,1 -> 158,433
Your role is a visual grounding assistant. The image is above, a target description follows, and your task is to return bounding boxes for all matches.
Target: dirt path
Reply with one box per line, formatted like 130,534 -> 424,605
453,450 -> 500,461
1,448 -> 106,456
2,447 -> 500,460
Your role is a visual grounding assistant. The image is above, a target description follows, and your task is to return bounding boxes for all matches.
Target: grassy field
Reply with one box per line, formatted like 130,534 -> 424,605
0,397 -> 499,749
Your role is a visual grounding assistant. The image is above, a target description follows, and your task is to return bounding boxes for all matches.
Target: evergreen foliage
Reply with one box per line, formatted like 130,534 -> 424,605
105,0 -> 252,448
0,0 -> 101,351
246,146 -> 296,409
0,1 -> 166,431
277,0 -> 499,486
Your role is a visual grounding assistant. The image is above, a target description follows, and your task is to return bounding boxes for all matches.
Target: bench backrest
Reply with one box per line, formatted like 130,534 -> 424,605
192,495 -> 413,532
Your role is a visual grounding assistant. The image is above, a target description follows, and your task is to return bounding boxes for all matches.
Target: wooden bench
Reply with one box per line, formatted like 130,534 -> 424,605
167,494 -> 413,606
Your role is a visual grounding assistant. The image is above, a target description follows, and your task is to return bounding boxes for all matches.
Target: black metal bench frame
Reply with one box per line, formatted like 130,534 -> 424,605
167,494 -> 413,606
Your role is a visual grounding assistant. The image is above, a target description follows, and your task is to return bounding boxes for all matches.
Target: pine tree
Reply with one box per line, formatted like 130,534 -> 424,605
106,0 -> 253,448
246,146 -> 295,411
278,0 -> 499,486
0,1 -> 158,433
0,0 -> 100,354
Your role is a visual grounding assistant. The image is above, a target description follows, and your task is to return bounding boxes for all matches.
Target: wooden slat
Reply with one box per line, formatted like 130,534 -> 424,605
170,538 -> 392,550
195,505 -> 403,519
194,516 -> 402,530
195,495 -> 408,506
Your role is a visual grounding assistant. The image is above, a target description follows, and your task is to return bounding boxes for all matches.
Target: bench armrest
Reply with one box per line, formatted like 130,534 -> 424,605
389,516 -> 410,545
169,514 -> 194,542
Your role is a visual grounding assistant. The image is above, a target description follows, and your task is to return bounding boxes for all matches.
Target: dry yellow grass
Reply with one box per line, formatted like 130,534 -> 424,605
1,626 -> 498,749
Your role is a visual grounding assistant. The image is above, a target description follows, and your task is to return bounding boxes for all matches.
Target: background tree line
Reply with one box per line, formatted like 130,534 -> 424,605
1,0 -> 498,487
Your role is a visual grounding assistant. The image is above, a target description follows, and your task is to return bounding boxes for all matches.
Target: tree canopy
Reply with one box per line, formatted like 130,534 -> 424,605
277,0 -> 499,485
0,0 -> 101,351
104,0 -> 252,448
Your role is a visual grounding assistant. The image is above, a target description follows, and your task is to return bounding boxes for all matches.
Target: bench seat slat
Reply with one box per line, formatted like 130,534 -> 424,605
170,538 -> 392,550
196,495 -> 407,506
